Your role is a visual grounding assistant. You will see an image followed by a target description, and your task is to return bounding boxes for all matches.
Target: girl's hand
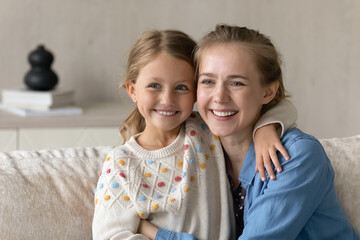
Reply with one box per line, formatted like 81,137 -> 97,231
254,123 -> 290,181
138,219 -> 158,240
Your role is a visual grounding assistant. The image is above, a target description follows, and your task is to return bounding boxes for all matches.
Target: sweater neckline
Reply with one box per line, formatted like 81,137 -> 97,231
126,126 -> 185,159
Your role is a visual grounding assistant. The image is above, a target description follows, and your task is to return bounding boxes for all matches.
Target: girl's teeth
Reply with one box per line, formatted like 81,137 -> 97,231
158,111 -> 176,116
212,110 -> 236,117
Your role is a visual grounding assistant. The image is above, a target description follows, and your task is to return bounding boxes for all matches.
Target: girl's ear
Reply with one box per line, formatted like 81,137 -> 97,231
262,81 -> 279,104
126,82 -> 137,103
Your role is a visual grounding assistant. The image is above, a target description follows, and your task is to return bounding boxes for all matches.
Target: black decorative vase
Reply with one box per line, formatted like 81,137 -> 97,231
24,45 -> 58,91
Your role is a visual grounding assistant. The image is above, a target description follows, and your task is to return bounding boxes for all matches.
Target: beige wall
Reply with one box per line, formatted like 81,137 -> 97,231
1,0 -> 359,138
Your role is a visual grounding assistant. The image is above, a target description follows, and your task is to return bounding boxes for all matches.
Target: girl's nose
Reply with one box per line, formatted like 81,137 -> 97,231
160,89 -> 175,105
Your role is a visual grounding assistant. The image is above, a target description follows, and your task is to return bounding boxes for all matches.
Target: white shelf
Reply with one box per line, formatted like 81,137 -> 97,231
0,101 -> 135,151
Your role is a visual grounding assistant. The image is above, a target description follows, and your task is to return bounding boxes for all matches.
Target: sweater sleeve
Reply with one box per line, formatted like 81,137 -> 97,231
253,99 -> 297,138
92,148 -> 149,240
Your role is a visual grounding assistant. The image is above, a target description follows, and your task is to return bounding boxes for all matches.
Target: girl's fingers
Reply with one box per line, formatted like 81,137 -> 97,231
270,148 -> 282,173
256,155 -> 267,181
276,142 -> 290,160
263,154 -> 275,180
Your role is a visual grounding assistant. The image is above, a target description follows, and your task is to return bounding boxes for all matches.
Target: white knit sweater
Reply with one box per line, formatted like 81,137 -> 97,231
93,113 -> 234,240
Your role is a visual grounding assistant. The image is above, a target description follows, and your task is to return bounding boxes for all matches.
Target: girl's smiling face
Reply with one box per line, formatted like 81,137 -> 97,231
126,52 -> 195,136
197,43 -> 274,138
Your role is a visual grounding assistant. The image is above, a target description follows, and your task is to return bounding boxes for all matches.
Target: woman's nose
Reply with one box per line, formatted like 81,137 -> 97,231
213,84 -> 230,103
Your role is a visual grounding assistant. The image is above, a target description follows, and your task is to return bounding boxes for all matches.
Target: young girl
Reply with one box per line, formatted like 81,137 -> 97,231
92,29 -> 296,240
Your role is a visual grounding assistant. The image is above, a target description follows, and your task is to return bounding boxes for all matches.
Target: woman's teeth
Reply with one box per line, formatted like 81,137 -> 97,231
212,110 -> 236,117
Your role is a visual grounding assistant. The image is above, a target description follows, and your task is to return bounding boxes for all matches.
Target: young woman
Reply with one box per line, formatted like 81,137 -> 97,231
195,24 -> 359,239
92,29 -> 297,240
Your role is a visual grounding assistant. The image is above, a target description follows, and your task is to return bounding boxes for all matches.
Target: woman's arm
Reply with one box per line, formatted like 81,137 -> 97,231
240,136 -> 333,239
253,99 -> 297,180
138,220 -> 198,240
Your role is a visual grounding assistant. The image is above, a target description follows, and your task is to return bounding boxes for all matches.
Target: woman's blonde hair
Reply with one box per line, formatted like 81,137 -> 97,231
120,29 -> 197,142
195,24 -> 288,115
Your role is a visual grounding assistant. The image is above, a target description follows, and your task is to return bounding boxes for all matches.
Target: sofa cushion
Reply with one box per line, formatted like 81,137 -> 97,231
320,135 -> 360,233
0,135 -> 359,239
0,146 -> 113,240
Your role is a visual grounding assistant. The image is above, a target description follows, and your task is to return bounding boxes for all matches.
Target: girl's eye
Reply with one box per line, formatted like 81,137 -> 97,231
175,85 -> 188,91
148,83 -> 160,89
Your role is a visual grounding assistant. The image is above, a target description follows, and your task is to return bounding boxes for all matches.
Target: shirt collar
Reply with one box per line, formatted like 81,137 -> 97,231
239,141 -> 256,186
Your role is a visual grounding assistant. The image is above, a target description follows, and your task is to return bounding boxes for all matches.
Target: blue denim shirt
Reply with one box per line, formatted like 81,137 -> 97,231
239,128 -> 359,239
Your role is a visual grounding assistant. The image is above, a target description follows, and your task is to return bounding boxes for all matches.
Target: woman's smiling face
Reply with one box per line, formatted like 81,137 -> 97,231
197,43 -> 270,138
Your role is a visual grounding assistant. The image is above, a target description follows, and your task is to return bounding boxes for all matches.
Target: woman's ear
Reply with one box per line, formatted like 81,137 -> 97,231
262,81 -> 279,104
126,82 -> 137,103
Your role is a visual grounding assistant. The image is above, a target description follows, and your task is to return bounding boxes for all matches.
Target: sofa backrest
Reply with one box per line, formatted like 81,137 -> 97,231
0,146 -> 113,240
320,135 -> 360,233
0,135 -> 359,239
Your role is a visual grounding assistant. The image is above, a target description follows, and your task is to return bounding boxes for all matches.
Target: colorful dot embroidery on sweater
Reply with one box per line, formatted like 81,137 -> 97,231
119,149 -> 126,154
200,163 -> 206,169
139,213 -> 145,218
154,193 -> 162,199
119,172 -> 125,178
210,145 -> 215,151
190,176 -> 195,182
184,187 -> 189,193
152,204 -> 159,210
144,173 -> 151,177
138,196 -> 146,201
122,196 -> 130,201
142,184 -> 149,188
104,195 -> 110,200
157,182 -> 165,187
196,146 -> 202,153
147,160 -> 154,165
175,176 -> 182,182
112,182 -> 119,188
184,144 -> 188,150
190,130 -> 196,136
177,161 -> 183,167
118,160 -> 125,166
106,169 -> 111,174
105,157 -> 110,161
169,198 -> 175,203
161,168 -> 168,172
214,135 -> 219,140
94,199 -> 98,205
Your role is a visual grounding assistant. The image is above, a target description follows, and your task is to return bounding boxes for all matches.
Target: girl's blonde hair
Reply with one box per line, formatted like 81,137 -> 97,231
195,24 -> 288,115
120,29 -> 197,142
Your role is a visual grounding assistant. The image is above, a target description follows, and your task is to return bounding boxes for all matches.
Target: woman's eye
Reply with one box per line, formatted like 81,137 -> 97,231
175,85 -> 188,91
200,79 -> 213,85
148,83 -> 160,89
231,81 -> 245,86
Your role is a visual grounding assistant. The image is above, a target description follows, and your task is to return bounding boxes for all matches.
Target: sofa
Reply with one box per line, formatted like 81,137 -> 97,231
0,135 -> 359,239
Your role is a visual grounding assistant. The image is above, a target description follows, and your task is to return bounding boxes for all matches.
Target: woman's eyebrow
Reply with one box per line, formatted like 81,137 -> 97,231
198,72 -> 216,78
227,74 -> 249,81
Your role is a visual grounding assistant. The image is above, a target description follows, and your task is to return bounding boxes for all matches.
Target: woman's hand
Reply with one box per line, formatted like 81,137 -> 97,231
254,123 -> 290,181
138,219 -> 198,240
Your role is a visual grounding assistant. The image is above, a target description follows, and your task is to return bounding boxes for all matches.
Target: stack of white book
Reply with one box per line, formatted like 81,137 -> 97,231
0,88 -> 83,117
